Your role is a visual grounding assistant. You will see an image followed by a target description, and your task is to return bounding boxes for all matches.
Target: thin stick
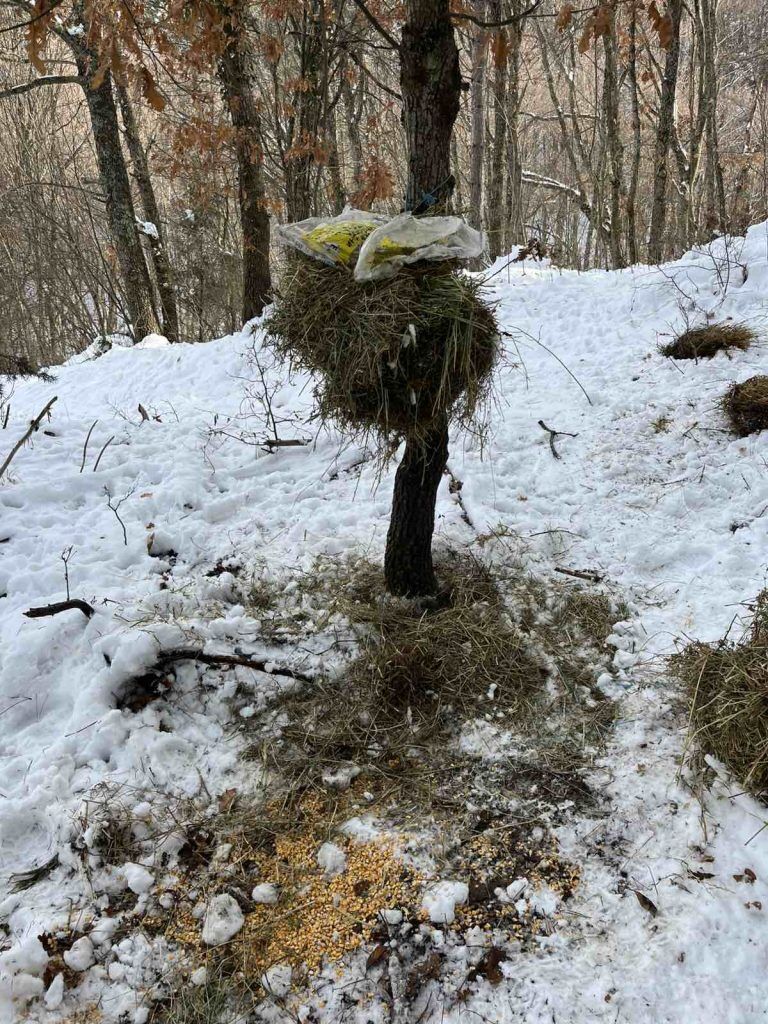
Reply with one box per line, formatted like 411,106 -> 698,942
80,420 -> 98,473
0,396 -> 57,478
554,566 -> 604,584
93,435 -> 115,471
156,648 -> 315,685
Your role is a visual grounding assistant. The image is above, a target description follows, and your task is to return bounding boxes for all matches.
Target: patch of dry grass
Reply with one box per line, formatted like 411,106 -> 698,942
673,592 -> 768,798
661,322 -> 755,360
723,374 -> 768,436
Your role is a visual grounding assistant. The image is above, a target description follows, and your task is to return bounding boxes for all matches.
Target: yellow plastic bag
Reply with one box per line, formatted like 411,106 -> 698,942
303,221 -> 379,266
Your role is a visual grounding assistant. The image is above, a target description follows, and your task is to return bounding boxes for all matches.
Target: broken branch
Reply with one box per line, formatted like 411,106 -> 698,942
25,598 -> 95,619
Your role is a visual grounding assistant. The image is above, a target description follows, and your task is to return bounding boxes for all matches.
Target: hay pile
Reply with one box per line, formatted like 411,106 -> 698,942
723,375 -> 768,436
266,255 -> 498,440
660,323 -> 754,360
673,592 -> 768,797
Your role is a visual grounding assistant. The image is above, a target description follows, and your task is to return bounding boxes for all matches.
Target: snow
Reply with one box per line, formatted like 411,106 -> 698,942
2,223 -> 768,1020
251,882 -> 279,904
316,842 -> 347,877
261,963 -> 292,997
421,880 -> 469,924
200,894 -> 244,946
121,863 -> 154,894
63,936 -> 95,972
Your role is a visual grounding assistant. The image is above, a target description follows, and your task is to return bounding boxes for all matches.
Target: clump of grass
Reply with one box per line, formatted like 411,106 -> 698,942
271,554 -> 547,790
673,592 -> 768,797
723,374 -> 768,436
244,551 -> 623,823
265,255 -> 498,444
661,322 -> 755,360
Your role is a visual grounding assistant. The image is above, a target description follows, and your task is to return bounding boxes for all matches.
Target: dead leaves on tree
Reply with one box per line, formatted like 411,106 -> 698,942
555,1 -> 674,53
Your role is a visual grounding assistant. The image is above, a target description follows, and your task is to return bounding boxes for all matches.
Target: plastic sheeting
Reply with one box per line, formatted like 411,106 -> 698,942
276,207 -> 485,281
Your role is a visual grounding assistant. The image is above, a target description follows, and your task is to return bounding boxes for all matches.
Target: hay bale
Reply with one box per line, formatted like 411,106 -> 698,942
660,323 -> 755,360
673,593 -> 768,797
723,374 -> 768,436
266,255 -> 498,440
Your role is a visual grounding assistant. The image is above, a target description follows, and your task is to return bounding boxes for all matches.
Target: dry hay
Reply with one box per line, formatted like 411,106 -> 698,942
660,322 -> 755,360
673,591 -> 768,797
267,553 -> 548,801
723,375 -> 768,436
266,255 -> 499,441
247,551 -> 621,827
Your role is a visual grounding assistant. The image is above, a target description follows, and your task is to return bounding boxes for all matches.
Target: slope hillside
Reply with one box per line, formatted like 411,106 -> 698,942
2,225 -> 768,1023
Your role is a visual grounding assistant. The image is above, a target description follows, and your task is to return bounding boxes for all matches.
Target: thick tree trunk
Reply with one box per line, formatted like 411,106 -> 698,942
385,417 -> 449,597
218,2 -> 272,321
385,0 -> 460,597
75,56 -> 159,340
116,84 -> 179,343
648,0 -> 683,263
400,0 -> 460,212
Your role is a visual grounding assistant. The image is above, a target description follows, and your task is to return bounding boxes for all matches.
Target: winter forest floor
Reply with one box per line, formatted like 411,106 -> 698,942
3,226 -> 768,1023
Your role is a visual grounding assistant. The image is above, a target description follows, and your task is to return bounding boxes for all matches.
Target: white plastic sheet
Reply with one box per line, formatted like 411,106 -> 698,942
276,207 -> 486,281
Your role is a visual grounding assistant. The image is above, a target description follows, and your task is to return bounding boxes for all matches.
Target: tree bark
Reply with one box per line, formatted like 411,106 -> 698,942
116,84 -> 179,343
74,55 -> 159,340
468,5 -> 487,231
384,416 -> 449,597
504,3 -> 524,250
648,0 -> 683,263
218,1 -> 272,322
385,0 -> 460,597
486,3 -> 507,260
400,0 -> 461,213
602,11 -> 626,268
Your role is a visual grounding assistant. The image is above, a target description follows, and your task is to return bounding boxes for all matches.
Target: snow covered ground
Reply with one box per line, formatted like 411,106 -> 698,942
2,224 -> 768,1022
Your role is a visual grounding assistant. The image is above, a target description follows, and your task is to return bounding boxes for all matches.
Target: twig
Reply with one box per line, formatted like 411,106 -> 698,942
554,566 -> 604,584
93,435 -> 115,471
105,486 -> 133,546
80,420 -> 98,473
25,598 -> 95,619
260,438 -> 310,451
538,419 -> 578,460
156,648 -> 316,685
0,396 -> 57,478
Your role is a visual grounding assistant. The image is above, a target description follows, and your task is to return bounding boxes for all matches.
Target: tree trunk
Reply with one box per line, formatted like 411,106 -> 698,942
486,5 -> 508,260
74,55 -> 159,340
385,0 -> 460,597
218,1 -> 272,322
602,12 -> 626,268
400,0 -> 460,213
504,4 -> 524,250
116,84 -> 179,343
625,4 -> 642,265
468,5 -> 487,231
648,0 -> 683,263
385,416 -> 449,597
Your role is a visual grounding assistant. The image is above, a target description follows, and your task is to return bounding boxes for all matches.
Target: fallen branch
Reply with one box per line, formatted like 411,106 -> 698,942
0,396 -> 57,478
260,438 -> 310,451
25,598 -> 95,619
554,566 -> 604,584
157,648 -> 316,684
537,419 -> 578,460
